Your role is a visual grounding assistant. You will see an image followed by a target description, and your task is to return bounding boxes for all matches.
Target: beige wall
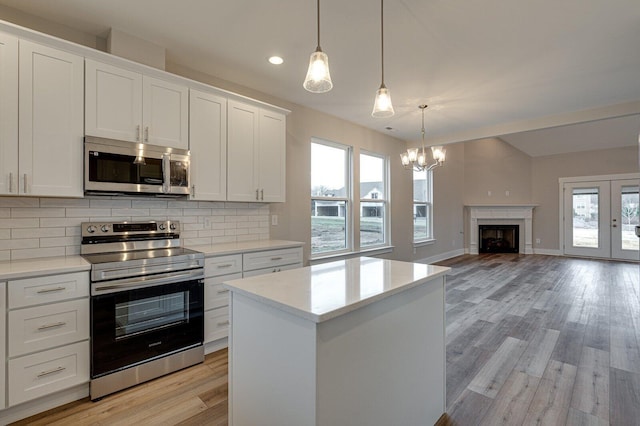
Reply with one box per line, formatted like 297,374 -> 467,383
531,146 -> 639,251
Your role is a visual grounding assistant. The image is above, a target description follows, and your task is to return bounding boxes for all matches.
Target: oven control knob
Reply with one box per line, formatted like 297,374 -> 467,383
159,223 -> 166,230
170,223 -> 177,230
87,225 -> 97,233
101,225 -> 110,233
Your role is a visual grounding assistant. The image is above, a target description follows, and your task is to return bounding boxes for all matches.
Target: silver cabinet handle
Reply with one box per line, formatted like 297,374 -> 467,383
9,172 -> 13,193
255,189 -> 259,200
260,189 -> 264,200
216,264 -> 233,269
217,320 -> 230,326
136,125 -> 141,141
192,185 -> 196,197
271,257 -> 283,261
37,366 -> 66,378
37,321 -> 67,331
144,126 -> 149,142
37,286 -> 66,294
23,173 -> 27,193
217,289 -> 230,294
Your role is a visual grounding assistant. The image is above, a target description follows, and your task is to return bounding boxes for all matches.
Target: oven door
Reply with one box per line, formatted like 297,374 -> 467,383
91,276 -> 204,378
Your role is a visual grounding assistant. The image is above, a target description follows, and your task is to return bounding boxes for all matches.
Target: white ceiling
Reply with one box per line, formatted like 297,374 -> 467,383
1,0 -> 639,155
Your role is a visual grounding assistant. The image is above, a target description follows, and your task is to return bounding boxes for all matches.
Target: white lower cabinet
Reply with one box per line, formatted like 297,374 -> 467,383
0,282 -> 6,410
3,272 -> 90,408
8,341 -> 89,406
202,245 -> 303,351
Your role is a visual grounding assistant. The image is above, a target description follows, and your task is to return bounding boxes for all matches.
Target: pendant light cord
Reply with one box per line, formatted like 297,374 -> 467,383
317,0 -> 321,50
380,0 -> 385,85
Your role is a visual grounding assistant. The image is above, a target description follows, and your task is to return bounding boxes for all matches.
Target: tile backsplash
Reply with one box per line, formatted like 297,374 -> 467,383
0,196 -> 270,262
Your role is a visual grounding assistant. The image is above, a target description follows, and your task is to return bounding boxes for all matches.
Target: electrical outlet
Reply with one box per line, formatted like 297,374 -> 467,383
505,190 -> 510,197
535,238 -> 541,244
271,215 -> 278,226
487,190 -> 492,196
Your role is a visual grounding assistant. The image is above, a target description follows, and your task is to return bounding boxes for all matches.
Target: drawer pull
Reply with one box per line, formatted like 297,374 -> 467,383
270,257 -> 283,261
217,289 -> 230,294
217,320 -> 230,326
37,321 -> 67,331
217,264 -> 234,268
37,286 -> 66,294
37,366 -> 66,378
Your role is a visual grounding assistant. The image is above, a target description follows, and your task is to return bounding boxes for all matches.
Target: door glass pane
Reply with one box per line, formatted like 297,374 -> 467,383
572,188 -> 599,248
620,185 -> 639,251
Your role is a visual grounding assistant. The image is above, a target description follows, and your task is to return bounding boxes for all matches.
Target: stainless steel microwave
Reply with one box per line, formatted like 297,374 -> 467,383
84,136 -> 190,196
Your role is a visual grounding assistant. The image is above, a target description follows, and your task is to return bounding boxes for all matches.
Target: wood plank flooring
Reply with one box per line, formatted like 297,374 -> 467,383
10,254 -> 640,425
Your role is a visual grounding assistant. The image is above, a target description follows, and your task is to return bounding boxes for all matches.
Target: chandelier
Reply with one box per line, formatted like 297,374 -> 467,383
400,105 -> 446,172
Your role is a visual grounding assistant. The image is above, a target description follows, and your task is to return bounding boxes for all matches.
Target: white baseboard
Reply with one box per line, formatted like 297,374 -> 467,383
533,249 -> 562,256
205,337 -> 228,355
418,249 -> 465,264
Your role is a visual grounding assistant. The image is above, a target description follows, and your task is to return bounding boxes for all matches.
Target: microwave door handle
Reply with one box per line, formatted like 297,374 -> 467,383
162,154 -> 170,193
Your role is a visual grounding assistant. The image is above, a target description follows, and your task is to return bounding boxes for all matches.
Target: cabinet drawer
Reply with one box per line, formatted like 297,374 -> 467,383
242,262 -> 302,278
243,247 -> 302,272
8,271 -> 89,308
204,306 -> 229,343
8,298 -> 89,357
0,282 -> 5,410
8,341 -> 89,406
205,254 -> 243,277
205,273 -> 241,310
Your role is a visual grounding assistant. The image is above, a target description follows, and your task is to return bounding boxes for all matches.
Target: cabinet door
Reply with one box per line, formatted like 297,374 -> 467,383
227,100 -> 260,202
0,33 -> 18,196
143,76 -> 189,149
0,282 -> 6,410
85,59 -> 143,142
19,41 -> 84,197
189,89 -> 227,200
259,109 -> 286,202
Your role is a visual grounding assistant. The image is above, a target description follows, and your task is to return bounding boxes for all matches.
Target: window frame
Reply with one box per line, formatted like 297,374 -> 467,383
310,138 -> 353,257
413,169 -> 434,244
359,150 -> 390,249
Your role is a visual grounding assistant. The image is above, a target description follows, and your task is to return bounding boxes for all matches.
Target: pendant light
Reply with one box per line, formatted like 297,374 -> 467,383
400,105 -> 446,171
303,0 -> 333,93
372,0 -> 394,117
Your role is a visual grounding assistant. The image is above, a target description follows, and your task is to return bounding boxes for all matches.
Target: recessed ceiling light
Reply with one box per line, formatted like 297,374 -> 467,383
268,56 -> 284,65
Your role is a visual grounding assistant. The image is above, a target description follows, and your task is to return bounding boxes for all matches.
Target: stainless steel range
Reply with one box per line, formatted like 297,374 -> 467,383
81,220 -> 204,400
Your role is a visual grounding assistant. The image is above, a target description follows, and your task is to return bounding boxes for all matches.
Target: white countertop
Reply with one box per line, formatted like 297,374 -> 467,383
186,239 -> 303,257
224,256 -> 450,323
0,255 -> 90,280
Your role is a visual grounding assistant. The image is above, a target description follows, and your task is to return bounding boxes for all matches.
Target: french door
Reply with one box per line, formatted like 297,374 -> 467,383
563,178 -> 639,261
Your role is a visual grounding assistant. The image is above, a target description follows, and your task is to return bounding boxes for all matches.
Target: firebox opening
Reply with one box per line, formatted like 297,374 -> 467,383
479,225 -> 519,253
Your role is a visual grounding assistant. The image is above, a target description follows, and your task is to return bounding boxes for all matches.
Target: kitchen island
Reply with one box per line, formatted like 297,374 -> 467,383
224,256 -> 450,426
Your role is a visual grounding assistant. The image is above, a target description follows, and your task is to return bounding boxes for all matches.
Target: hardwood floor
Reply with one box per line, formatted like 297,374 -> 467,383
11,254 -> 640,425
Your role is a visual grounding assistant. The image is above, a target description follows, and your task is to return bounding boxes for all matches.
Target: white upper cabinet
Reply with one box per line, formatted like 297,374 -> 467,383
258,109 -> 286,202
0,32 -> 18,196
227,100 -> 286,202
189,89 -> 227,201
85,59 -> 189,150
85,59 -> 142,142
18,40 -> 84,197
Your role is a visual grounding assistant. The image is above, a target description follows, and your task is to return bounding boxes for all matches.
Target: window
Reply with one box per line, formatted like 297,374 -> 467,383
311,140 -> 351,255
360,152 -> 388,248
413,169 -> 433,242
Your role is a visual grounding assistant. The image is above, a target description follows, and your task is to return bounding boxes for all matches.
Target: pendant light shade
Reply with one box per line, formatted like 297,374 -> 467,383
372,0 -> 394,117
304,0 -> 333,93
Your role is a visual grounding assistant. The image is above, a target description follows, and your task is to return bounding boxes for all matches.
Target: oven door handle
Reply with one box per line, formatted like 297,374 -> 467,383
92,269 -> 203,295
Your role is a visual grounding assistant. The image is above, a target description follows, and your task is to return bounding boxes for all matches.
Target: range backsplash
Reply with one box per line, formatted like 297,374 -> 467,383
0,196 -> 270,261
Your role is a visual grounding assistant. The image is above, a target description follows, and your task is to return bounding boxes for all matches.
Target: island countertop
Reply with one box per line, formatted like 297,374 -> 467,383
224,256 -> 450,323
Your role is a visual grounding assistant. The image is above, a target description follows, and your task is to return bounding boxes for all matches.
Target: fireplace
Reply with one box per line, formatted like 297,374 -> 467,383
479,225 -> 519,253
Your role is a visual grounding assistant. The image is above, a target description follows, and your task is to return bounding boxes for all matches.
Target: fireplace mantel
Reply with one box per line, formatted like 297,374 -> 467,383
466,205 -> 537,254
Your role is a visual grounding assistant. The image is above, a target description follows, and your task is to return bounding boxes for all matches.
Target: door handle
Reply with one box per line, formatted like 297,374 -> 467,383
635,226 -> 640,237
